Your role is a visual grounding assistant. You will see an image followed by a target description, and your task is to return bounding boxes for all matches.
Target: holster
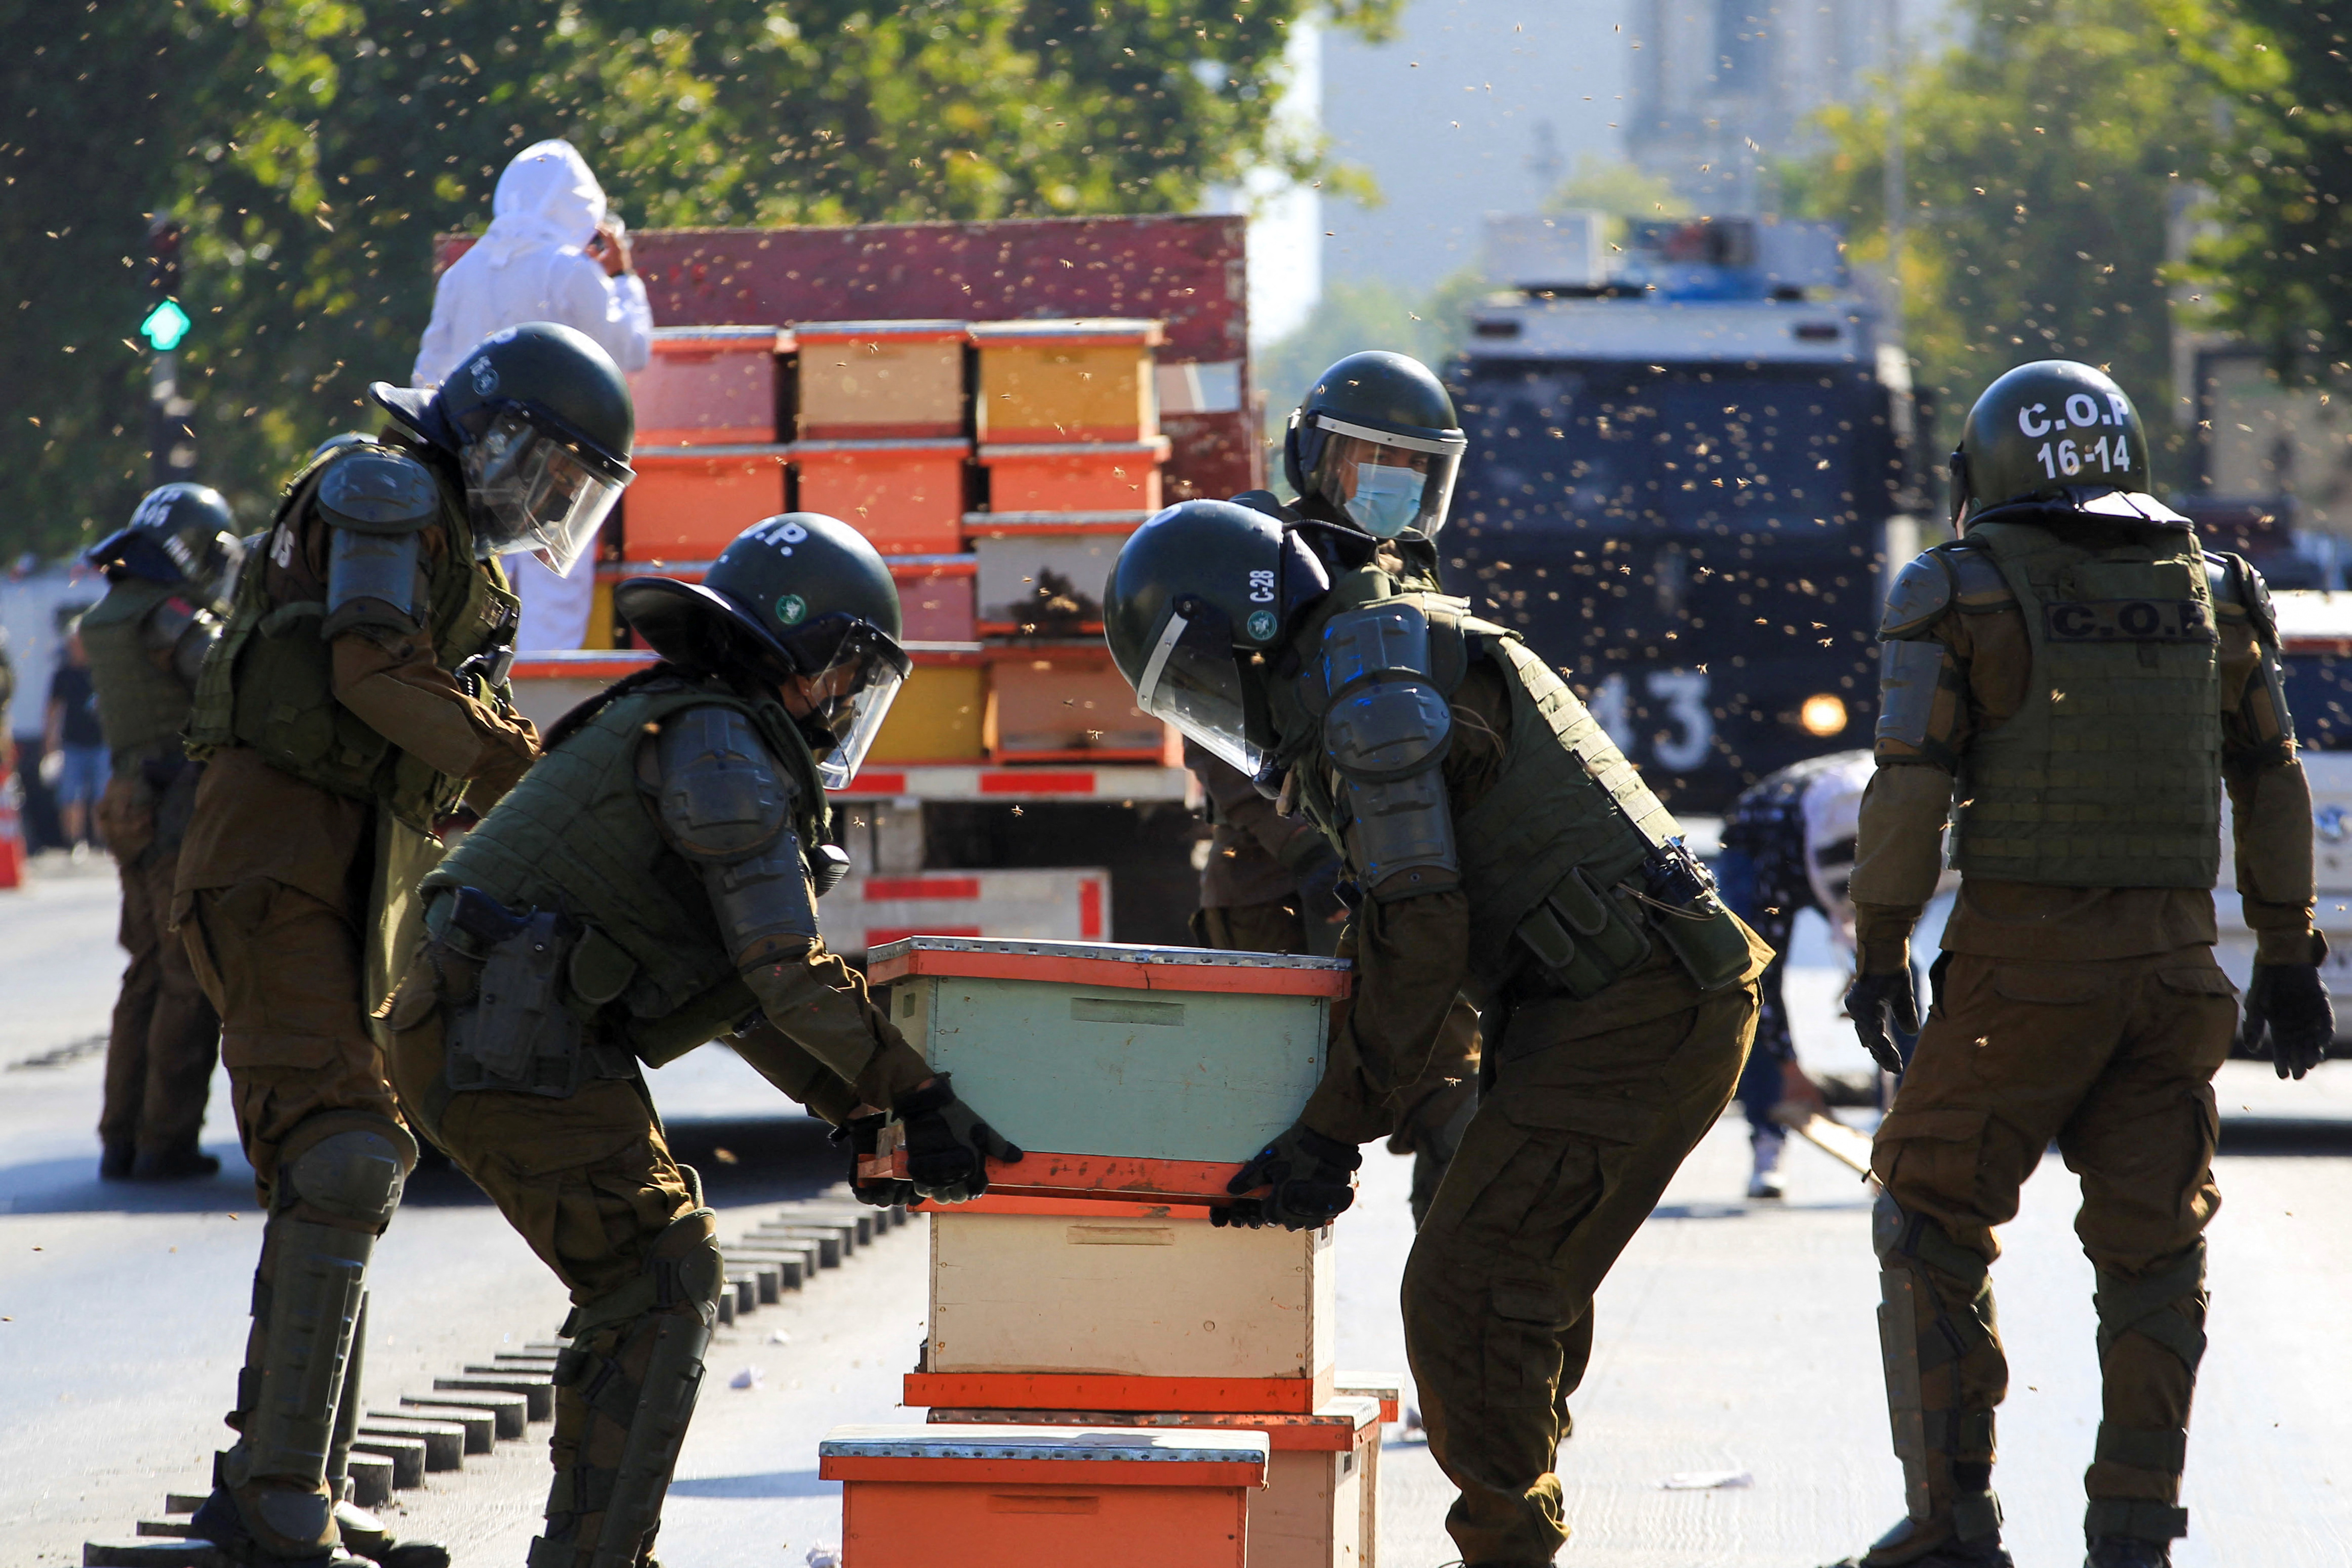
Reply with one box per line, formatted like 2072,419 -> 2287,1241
434,888 -> 633,1100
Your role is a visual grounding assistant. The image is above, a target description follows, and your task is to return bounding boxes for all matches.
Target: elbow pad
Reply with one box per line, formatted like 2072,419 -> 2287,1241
656,705 -> 820,966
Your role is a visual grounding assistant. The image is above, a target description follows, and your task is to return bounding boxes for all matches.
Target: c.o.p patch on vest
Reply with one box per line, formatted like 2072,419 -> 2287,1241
2042,598 -> 2213,644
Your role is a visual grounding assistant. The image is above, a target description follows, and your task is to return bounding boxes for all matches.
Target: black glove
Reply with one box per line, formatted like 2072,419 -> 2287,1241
835,1112 -> 915,1208
2244,960 -> 2334,1081
892,1074 -> 1023,1204
1291,843 -> 1350,933
1844,969 -> 1920,1075
1217,1122 -> 1362,1231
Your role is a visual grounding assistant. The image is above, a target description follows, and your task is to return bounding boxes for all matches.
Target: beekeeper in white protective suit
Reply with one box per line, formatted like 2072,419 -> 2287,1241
413,139 -> 653,650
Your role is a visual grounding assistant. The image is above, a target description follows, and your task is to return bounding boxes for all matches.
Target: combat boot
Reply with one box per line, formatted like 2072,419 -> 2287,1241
333,1496 -> 449,1568
1825,1516 -> 2013,1567
2085,1537 -> 2170,1568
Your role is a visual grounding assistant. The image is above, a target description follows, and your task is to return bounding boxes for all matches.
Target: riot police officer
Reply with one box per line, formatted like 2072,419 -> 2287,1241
1832,361 -> 2332,1568
378,514 -> 1020,1567
1203,351 -> 1481,1223
1105,499 -> 1769,1567
82,484 -> 240,1181
175,322 -> 631,1565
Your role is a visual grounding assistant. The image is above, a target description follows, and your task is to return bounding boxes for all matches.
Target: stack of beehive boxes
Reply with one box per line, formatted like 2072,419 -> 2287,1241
600,318 -> 1175,774
841,936 -> 1391,1568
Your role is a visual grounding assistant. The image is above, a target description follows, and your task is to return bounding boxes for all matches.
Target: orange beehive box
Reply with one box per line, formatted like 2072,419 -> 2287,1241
971,318 -> 1163,444
792,437 -> 970,554
795,319 -> 969,439
869,661 -> 987,765
922,1400 -> 1383,1568
986,649 -> 1172,762
626,325 -> 786,446
820,1424 -> 1265,1568
621,446 -> 789,560
980,439 -> 1169,513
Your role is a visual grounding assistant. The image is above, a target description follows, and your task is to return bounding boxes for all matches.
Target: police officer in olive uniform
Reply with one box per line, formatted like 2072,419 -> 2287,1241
176,322 -> 635,1566
83,484 -> 242,1181
1194,351 -> 1483,1225
1832,362 -> 2333,1568
378,514 -> 1021,1568
1106,499 -> 1770,1567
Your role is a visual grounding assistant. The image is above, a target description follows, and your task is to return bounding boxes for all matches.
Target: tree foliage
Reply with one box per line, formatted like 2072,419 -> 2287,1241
0,0 -> 1397,559
1788,0 -> 2211,477
2178,0 -> 2352,375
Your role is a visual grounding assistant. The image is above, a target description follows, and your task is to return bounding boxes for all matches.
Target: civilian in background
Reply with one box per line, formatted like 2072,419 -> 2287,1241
43,624 -> 107,858
412,138 -> 652,653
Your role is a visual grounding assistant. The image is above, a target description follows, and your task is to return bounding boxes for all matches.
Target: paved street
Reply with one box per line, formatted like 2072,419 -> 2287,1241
4,863 -> 2349,1565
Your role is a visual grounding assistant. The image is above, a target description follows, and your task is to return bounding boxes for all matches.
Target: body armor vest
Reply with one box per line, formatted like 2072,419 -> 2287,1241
1950,520 -> 2222,888
423,677 -> 831,1064
1272,570 -> 1728,999
185,443 -> 517,832
80,578 -> 196,771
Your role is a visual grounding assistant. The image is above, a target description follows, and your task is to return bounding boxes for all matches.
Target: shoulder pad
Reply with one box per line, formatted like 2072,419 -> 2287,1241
1229,489 -> 1296,522
1321,601 -> 1433,698
317,449 -> 439,535
1942,543 -> 2013,607
655,705 -> 795,863
1879,551 -> 1954,638
2212,552 -> 2278,642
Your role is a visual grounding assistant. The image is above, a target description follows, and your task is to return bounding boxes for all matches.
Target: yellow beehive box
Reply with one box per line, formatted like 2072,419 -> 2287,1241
927,1210 -> 1334,1384
869,662 -> 985,764
796,320 -> 969,439
972,319 -> 1164,444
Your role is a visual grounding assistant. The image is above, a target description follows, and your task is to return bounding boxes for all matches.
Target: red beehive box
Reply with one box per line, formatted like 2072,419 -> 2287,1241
986,648 -> 1173,762
980,438 -> 1169,514
621,446 -> 789,561
820,1424 -> 1266,1568
626,325 -> 786,446
792,437 -> 971,554
890,555 -> 979,643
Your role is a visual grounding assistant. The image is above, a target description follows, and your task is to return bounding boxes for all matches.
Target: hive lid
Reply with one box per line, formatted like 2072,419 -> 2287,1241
819,1423 -> 1269,1465
866,936 -> 1351,997
794,318 -> 970,341
969,317 -> 1166,346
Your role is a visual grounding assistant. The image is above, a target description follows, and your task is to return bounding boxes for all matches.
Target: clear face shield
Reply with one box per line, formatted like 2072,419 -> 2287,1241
779,615 -> 913,790
1306,417 -> 1466,540
1133,599 -> 1264,776
461,405 -> 629,573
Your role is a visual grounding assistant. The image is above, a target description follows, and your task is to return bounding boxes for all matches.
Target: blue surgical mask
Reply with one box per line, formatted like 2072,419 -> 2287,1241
1342,461 -> 1424,538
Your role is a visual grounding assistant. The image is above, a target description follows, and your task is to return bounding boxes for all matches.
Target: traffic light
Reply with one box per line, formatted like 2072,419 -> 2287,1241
142,217 -> 187,351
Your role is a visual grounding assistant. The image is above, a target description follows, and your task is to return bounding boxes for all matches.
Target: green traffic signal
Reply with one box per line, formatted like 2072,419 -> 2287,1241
141,298 -> 191,352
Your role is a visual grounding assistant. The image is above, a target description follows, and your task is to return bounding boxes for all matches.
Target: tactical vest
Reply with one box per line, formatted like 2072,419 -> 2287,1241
185,443 -> 517,833
1950,520 -> 2222,888
1270,569 -> 1729,999
423,676 -> 833,1064
80,578 -> 195,772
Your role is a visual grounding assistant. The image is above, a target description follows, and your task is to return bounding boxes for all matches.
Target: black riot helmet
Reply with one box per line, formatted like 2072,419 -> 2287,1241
1283,351 -> 1468,540
615,514 -> 911,790
369,321 -> 635,572
1104,499 -> 1333,776
84,483 -> 244,606
1949,360 -> 2154,528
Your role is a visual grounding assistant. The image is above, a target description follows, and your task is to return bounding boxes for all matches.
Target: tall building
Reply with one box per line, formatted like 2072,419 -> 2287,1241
1625,0 -> 1931,207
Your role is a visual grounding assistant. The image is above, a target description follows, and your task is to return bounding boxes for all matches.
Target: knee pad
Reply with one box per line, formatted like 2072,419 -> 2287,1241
282,1119 -> 417,1230
1873,1190 -> 1989,1288
2094,1239 -> 2208,1376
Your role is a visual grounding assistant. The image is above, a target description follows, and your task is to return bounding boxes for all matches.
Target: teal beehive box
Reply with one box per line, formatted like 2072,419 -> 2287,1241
866,937 -> 1351,1201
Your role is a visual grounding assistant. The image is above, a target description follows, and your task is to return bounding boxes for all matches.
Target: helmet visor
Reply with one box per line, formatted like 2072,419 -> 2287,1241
786,615 -> 913,789
1133,599 -> 1262,776
462,405 -> 627,573
1312,417 -> 1465,540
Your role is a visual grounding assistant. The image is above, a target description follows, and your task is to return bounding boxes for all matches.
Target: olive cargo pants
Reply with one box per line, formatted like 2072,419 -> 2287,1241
1402,949 -> 1758,1565
1869,945 -> 2237,1548
100,843 -> 220,1160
